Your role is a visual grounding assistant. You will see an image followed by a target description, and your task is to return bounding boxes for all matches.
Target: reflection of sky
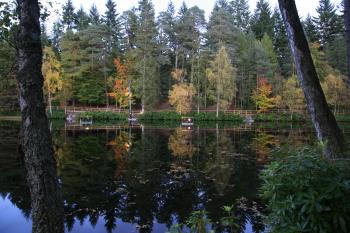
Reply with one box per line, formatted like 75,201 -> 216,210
0,196 -> 169,233
0,196 -> 31,233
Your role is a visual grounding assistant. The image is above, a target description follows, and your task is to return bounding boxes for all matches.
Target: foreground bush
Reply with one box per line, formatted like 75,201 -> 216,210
260,149 -> 350,233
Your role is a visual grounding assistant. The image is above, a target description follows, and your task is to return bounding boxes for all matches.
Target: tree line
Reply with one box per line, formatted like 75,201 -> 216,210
0,0 -> 349,114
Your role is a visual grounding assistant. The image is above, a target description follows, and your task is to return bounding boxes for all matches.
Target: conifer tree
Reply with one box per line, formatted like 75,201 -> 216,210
104,0 -> 122,54
207,1 -> 237,62
136,0 -> 160,112
75,6 -> 90,31
62,0 -> 75,30
303,14 -> 319,43
230,0 -> 251,32
251,0 -> 274,40
89,4 -> 101,25
273,8 -> 293,77
313,0 -> 343,46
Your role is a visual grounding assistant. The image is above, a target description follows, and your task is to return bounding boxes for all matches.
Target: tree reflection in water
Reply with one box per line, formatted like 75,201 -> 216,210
0,123 -> 317,233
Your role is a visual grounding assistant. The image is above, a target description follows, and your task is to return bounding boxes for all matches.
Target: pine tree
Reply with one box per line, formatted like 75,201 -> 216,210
104,0 -> 122,54
52,21 -> 63,52
273,8 -> 293,77
206,46 -> 236,117
303,14 -> 319,43
175,2 -> 206,73
75,6 -> 90,31
230,0 -> 251,32
207,1 -> 237,62
136,0 -> 160,111
261,33 -> 278,75
157,2 -> 177,98
251,0 -> 274,40
62,0 -> 75,30
121,8 -> 138,50
313,0 -> 343,46
89,4 -> 101,25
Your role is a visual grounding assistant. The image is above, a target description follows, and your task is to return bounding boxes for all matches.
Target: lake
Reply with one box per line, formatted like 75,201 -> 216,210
0,121 -> 348,233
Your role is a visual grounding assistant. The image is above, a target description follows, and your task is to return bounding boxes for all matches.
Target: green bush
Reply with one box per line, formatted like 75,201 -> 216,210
79,111 -> 128,121
254,112 -> 305,122
0,111 -> 21,116
138,111 -> 244,122
336,115 -> 350,122
47,110 -> 66,119
260,148 -> 350,233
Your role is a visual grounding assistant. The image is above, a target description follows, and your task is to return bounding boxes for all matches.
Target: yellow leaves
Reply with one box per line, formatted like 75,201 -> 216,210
251,78 -> 278,112
282,75 -> 305,112
168,128 -> 196,157
171,68 -> 186,82
169,83 -> 196,114
42,46 -> 63,96
322,74 -> 350,108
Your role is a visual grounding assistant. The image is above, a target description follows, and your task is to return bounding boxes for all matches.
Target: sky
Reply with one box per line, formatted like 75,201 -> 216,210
43,0 -> 342,30
62,0 -> 342,18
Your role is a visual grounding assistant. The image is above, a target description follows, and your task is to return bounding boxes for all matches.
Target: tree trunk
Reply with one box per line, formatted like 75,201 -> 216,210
142,54 -> 146,113
345,0 -> 350,85
278,0 -> 346,158
16,1 -> 64,233
48,91 -> 52,116
216,92 -> 220,118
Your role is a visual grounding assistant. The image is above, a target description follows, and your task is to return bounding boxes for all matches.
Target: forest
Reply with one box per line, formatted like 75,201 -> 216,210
0,0 -> 349,114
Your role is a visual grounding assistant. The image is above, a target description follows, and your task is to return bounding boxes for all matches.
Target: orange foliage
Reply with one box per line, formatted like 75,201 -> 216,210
110,57 -> 130,108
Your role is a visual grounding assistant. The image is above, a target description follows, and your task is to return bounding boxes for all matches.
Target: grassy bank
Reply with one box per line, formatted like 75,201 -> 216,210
72,111 -> 244,123
254,112 -> 306,122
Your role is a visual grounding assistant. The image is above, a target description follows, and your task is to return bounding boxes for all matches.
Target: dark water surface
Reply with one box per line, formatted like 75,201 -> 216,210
1,121 -> 345,233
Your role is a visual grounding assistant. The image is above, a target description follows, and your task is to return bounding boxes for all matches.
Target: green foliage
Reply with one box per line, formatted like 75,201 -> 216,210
138,111 -> 244,122
79,111 -> 128,121
254,112 -> 305,122
186,210 -> 212,233
47,110 -> 65,119
261,149 -> 350,233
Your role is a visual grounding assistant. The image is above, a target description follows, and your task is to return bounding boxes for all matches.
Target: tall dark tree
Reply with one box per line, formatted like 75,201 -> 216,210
157,2 -> 177,96
75,6 -> 90,31
207,0 -> 237,62
121,8 -> 138,50
104,0 -> 122,54
303,14 -> 319,43
272,8 -> 292,77
251,0 -> 274,40
136,0 -> 160,112
15,0 -> 64,233
313,0 -> 343,46
345,0 -> 350,84
230,0 -> 251,32
176,2 -> 206,81
62,0 -> 75,30
89,4 -> 101,25
278,0 -> 346,158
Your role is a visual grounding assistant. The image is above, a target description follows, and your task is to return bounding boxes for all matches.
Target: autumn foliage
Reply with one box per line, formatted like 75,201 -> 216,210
169,83 -> 196,114
109,57 -> 130,109
251,78 -> 280,112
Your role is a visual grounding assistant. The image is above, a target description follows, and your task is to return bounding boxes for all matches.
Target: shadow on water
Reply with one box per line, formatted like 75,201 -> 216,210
0,121 -> 335,233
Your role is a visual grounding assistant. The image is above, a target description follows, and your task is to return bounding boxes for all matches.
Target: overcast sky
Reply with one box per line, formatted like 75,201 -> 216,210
44,0 -> 342,29
64,0 -> 342,17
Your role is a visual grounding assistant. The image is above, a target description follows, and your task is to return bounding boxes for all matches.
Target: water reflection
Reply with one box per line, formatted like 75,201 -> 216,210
0,122 -> 318,233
